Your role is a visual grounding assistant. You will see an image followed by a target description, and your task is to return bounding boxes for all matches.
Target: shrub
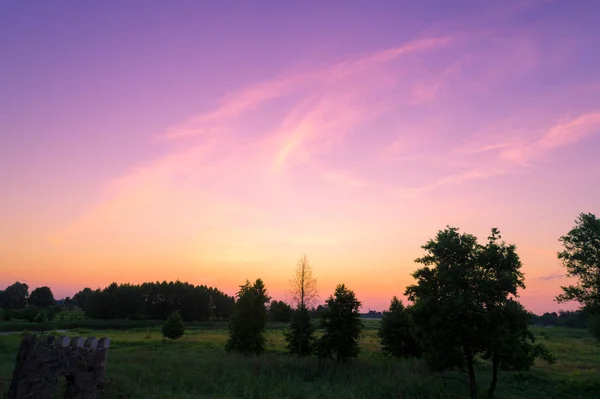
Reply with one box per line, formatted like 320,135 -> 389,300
162,311 -> 185,341
1,309 -> 13,321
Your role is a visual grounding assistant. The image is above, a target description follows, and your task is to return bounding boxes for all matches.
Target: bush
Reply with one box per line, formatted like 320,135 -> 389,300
1,309 -> 13,321
162,311 -> 185,340
13,306 -> 38,322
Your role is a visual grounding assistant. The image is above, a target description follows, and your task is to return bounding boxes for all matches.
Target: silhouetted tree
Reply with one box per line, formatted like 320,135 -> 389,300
2,282 -> 29,309
226,279 -> 270,355
556,212 -> 600,340
73,287 -> 93,310
162,311 -> 185,340
29,286 -> 55,308
287,254 -> 318,309
378,296 -> 421,358
284,254 -> 318,357
320,283 -> 363,362
284,305 -> 315,356
407,227 -> 554,399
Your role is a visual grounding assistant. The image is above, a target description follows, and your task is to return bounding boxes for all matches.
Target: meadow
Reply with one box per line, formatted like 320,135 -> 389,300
1,320 -> 598,399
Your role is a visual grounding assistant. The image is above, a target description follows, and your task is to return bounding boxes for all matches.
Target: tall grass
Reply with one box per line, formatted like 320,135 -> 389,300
1,325 -> 598,398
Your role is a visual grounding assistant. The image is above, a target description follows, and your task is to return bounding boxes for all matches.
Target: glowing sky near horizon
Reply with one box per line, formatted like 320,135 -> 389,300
1,1 -> 600,314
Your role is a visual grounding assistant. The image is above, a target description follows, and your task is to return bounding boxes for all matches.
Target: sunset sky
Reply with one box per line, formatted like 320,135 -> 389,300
1,1 -> 599,314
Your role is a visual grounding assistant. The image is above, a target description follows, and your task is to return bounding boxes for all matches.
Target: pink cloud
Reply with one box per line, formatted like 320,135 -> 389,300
164,36 -> 453,140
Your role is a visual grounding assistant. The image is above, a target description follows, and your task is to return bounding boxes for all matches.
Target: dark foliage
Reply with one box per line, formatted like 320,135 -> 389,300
406,227 -> 554,399
311,304 -> 327,319
29,286 -> 55,308
319,284 -> 363,362
162,311 -> 185,340
1,282 -> 29,310
74,281 -> 234,321
226,279 -> 270,355
378,296 -> 421,358
556,212 -> 600,340
530,309 -> 589,328
72,288 -> 93,310
269,300 -> 292,322
284,304 -> 315,356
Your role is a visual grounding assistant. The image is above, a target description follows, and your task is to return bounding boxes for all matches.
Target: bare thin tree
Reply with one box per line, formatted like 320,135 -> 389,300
287,254 -> 318,309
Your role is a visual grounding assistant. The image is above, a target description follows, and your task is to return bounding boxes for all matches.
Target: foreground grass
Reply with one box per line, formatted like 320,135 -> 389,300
1,323 -> 599,398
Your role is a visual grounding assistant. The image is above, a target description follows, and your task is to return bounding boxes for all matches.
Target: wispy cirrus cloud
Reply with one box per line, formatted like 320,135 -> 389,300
56,26 -> 600,268
457,111 -> 600,167
164,36 -> 453,140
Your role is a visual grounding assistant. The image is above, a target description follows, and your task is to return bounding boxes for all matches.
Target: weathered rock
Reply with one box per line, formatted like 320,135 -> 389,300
8,335 -> 110,399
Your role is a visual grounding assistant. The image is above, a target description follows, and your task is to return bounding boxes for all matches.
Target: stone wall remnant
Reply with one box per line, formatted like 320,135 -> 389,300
8,334 -> 110,399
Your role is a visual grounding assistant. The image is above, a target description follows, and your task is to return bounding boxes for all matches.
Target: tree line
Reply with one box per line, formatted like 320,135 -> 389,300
0,280 -> 235,322
529,309 -> 589,328
73,281 -> 235,321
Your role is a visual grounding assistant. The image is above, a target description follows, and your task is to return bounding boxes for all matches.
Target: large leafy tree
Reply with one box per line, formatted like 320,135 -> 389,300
319,283 -> 363,362
226,279 -> 271,355
29,286 -> 56,308
406,227 -> 553,399
2,282 -> 29,309
406,227 -> 482,397
284,254 -> 318,357
556,213 -> 600,339
378,296 -> 421,358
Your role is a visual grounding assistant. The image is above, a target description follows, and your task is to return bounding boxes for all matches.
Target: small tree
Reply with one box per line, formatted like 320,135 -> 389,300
226,279 -> 270,355
378,296 -> 421,358
284,304 -> 315,356
320,283 -> 363,362
162,311 -> 185,340
284,254 -> 318,357
287,254 -> 318,309
556,212 -> 600,340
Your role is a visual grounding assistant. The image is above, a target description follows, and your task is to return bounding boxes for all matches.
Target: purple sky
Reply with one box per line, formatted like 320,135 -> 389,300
1,0 -> 600,313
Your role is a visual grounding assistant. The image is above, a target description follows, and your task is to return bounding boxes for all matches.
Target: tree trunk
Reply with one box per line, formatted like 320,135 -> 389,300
464,346 -> 478,399
488,353 -> 499,399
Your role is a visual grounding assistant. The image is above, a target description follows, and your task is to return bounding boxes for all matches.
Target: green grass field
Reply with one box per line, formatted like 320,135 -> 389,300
1,320 -> 598,398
